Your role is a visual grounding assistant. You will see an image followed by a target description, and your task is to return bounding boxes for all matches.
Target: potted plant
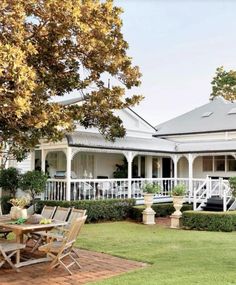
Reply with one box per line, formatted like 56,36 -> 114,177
20,170 -> 48,212
142,183 -> 161,225
171,183 -> 186,216
143,183 -> 161,205
9,196 -> 30,219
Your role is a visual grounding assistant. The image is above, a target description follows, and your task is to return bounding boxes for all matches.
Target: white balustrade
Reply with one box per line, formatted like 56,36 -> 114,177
43,177 -> 206,202
45,179 -> 67,201
43,177 -> 234,212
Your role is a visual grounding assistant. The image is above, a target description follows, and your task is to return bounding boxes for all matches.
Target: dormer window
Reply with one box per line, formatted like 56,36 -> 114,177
227,108 -> 236,115
201,111 -> 213,118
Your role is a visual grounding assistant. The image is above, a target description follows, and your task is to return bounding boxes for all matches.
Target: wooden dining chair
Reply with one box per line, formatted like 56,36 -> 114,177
37,207 -> 86,244
38,216 -> 87,275
29,207 -> 70,253
25,205 -> 56,249
0,241 -> 25,272
0,205 -> 12,239
67,209 -> 86,258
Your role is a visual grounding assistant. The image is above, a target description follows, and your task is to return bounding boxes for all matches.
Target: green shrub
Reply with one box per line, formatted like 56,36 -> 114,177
0,195 -> 11,214
36,199 -> 135,223
130,203 -> 193,222
20,170 -> 48,211
0,167 -> 21,197
182,211 -> 236,232
229,177 -> 236,197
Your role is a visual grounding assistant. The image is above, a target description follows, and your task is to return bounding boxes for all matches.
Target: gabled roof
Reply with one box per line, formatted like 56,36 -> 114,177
58,96 -> 156,132
155,97 -> 236,137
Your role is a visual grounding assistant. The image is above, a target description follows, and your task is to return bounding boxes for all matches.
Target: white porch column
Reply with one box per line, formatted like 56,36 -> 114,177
158,158 -> 162,178
124,151 -> 135,198
145,156 -> 152,178
31,150 -> 35,170
66,147 -> 72,201
127,152 -> 132,199
41,148 -> 46,174
173,155 -> 178,186
138,155 -> 141,177
188,154 -> 193,196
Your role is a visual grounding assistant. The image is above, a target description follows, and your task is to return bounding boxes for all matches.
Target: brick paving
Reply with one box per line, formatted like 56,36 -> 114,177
0,218 -> 171,284
0,248 -> 147,285
156,216 -> 171,227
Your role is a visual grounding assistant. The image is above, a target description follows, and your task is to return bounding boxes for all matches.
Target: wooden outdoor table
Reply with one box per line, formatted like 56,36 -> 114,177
0,218 -> 67,267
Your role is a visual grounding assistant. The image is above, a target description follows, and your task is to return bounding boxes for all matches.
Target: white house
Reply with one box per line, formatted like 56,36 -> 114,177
12,96 -> 236,210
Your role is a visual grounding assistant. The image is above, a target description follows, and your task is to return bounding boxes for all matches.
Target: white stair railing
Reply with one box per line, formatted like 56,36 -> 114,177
193,177 -> 210,211
222,180 -> 232,211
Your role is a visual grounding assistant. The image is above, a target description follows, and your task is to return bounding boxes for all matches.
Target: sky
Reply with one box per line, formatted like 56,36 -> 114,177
114,0 -> 236,126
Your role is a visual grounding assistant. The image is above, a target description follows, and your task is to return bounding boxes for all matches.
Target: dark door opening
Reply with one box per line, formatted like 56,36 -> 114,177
162,157 -> 172,178
162,157 -> 173,192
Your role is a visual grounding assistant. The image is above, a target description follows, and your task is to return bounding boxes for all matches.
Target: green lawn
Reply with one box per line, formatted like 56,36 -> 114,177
75,221 -> 236,285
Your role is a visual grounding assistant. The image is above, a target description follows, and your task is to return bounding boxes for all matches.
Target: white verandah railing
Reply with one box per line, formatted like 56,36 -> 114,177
43,177 -> 234,211
44,177 -> 205,202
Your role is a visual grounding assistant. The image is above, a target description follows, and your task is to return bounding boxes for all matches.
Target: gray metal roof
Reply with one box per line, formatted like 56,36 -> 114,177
67,132 -> 176,153
66,131 -> 236,154
177,140 -> 236,153
155,97 -> 236,136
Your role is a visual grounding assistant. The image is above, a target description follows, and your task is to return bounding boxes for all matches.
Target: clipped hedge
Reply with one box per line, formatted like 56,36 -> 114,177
182,211 -> 236,232
130,203 -> 193,222
36,199 -> 135,223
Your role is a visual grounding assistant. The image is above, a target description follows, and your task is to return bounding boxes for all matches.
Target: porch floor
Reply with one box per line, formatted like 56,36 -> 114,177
0,248 -> 146,285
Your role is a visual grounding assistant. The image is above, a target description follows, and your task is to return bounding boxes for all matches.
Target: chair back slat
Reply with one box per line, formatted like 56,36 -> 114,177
53,207 -> 70,222
65,216 -> 87,244
67,209 -> 86,224
41,206 -> 56,219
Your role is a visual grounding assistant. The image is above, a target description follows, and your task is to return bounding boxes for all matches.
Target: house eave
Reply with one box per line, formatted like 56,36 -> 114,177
154,128 -> 236,138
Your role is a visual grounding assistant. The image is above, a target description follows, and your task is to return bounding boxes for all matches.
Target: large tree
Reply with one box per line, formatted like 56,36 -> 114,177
0,0 -> 142,162
210,66 -> 236,101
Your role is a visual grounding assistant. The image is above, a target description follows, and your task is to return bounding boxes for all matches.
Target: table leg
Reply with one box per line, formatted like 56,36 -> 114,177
14,230 -> 23,265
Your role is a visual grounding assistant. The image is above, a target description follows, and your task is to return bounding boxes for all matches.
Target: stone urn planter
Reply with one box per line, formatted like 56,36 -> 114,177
142,193 -> 156,225
170,184 -> 186,229
172,196 -> 184,216
142,183 -> 161,225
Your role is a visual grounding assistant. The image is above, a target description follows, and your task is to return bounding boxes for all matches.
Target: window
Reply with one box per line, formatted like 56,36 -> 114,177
227,156 -> 236,171
72,153 -> 94,178
203,156 -> 213,171
215,156 -> 225,171
47,152 -> 58,169
152,157 -> 159,178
